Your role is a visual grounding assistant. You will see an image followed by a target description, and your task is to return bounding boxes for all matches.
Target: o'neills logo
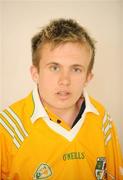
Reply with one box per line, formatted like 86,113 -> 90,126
63,152 -> 85,161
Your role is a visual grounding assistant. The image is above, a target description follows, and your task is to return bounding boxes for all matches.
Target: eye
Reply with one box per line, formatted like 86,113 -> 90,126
72,67 -> 82,73
49,65 -> 60,72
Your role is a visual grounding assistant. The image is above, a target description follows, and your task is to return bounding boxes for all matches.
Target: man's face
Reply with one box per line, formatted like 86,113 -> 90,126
31,42 -> 93,111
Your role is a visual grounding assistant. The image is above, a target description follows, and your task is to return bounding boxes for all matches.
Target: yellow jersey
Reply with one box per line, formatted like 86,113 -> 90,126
0,88 -> 123,180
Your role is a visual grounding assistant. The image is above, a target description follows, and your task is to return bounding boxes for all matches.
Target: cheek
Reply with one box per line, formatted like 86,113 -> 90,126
72,76 -> 87,92
72,75 -> 87,85
38,72 -> 57,88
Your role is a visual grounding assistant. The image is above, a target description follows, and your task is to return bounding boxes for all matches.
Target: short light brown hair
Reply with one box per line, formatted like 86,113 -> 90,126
31,18 -> 96,72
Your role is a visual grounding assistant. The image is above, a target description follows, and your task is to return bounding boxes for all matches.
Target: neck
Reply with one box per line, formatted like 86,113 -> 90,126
53,106 -> 79,127
59,106 -> 79,127
42,98 -> 84,128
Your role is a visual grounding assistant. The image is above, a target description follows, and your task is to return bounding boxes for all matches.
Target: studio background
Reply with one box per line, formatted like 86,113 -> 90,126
0,0 -> 122,152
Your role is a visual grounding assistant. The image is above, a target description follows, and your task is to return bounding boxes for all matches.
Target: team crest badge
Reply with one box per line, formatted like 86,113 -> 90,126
95,157 -> 107,180
33,163 -> 52,179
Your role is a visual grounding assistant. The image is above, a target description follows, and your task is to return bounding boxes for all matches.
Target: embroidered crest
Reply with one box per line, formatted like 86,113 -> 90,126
95,157 -> 107,180
33,163 -> 52,179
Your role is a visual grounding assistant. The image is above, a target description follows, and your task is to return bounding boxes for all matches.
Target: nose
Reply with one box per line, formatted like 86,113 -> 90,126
58,70 -> 71,86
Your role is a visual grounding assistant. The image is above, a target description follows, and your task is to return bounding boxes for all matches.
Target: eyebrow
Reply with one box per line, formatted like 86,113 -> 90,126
46,62 -> 85,68
46,62 -> 59,66
71,64 -> 84,68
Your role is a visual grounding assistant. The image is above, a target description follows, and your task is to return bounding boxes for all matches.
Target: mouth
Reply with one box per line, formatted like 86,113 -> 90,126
56,91 -> 71,100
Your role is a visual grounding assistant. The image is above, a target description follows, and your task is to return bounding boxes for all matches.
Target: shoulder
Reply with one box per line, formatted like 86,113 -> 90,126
0,91 -> 33,120
89,96 -> 106,118
0,92 -> 32,148
10,91 -> 33,112
89,96 -> 113,128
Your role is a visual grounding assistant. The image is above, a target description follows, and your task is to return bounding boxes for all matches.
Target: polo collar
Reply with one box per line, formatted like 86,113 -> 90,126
31,88 -> 49,123
31,87 -> 99,124
83,90 -> 99,115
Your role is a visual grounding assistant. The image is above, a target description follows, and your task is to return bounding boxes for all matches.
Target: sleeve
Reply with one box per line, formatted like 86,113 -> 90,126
102,112 -> 123,179
0,132 -> 9,179
0,126 -> 14,180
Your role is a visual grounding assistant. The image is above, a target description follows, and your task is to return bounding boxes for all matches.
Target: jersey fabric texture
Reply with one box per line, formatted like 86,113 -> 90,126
0,88 -> 123,180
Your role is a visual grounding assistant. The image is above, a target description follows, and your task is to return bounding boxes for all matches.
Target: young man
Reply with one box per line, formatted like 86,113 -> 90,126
0,19 -> 123,180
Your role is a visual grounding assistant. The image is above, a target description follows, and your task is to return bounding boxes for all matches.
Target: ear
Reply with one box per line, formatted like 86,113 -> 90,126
85,71 -> 94,86
30,65 -> 39,84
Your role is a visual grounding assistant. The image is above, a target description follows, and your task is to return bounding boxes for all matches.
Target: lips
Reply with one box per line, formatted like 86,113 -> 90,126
56,91 -> 71,100
57,91 -> 70,95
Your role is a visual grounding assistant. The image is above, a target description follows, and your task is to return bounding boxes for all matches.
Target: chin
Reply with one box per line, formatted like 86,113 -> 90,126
53,103 -> 74,109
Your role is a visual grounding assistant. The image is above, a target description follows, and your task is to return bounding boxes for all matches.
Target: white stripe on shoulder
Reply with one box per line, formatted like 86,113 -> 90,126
103,112 -> 112,125
13,138 -> 20,148
102,113 -> 107,125
103,123 -> 112,135
0,117 -> 20,148
0,117 -> 14,137
1,111 -> 24,142
7,107 -> 28,137
105,133 -> 111,145
102,112 -> 112,145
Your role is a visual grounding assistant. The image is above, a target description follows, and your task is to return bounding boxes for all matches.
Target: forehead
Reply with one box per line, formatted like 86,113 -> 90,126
39,42 -> 91,62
